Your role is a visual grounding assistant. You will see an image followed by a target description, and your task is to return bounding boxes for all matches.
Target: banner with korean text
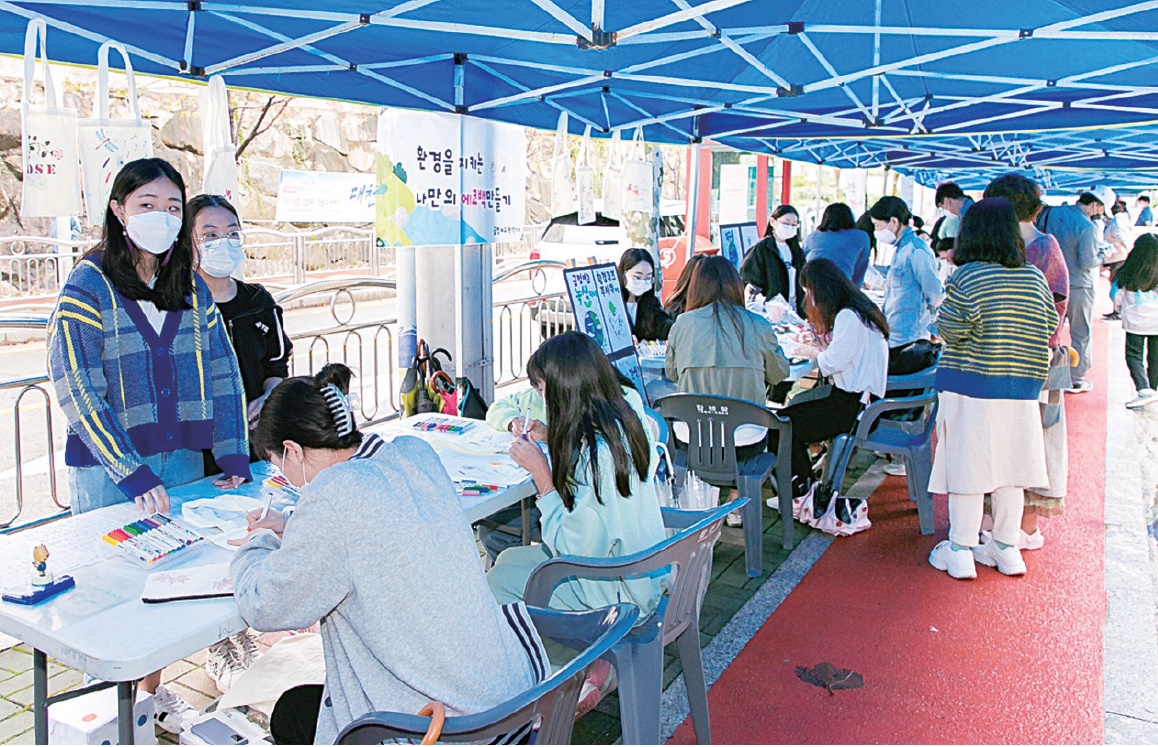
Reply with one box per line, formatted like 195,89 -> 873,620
375,109 -> 526,246
275,170 -> 375,223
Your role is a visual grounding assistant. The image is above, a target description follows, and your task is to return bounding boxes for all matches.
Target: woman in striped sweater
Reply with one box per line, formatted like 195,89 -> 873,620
927,198 -> 1059,581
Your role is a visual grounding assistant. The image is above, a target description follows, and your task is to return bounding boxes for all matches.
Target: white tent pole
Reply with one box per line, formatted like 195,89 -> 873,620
687,137 -> 702,260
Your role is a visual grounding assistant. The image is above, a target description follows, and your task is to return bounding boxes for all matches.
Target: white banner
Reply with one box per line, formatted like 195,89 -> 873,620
375,109 -> 526,247
275,170 -> 375,223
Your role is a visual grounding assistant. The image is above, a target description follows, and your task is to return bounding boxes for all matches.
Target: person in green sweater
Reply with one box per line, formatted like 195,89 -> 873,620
486,331 -> 668,618
927,199 -> 1058,581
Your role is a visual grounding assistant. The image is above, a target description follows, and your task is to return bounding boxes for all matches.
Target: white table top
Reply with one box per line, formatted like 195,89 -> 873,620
0,416 -> 533,681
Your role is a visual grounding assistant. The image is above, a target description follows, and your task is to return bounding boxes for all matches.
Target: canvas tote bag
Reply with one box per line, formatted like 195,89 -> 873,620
550,110 -> 575,216
20,19 -> 82,217
78,41 -> 154,224
601,129 -> 623,220
620,127 -> 653,214
576,124 -> 595,225
201,75 -> 239,202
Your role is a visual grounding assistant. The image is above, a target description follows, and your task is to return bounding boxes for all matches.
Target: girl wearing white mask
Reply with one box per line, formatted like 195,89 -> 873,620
189,195 -> 292,435
617,248 -> 673,341
47,158 -> 250,731
869,195 -> 945,352
740,204 -> 807,315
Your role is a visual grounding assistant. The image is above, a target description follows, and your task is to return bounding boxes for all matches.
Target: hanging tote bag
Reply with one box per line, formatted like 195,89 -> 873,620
601,129 -> 623,221
19,19 -> 82,218
620,127 -> 653,214
78,41 -> 154,224
201,75 -> 239,202
550,110 -> 575,217
576,125 -> 596,225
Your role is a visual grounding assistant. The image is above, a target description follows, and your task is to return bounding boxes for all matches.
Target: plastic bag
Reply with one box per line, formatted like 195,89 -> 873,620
682,471 -> 720,511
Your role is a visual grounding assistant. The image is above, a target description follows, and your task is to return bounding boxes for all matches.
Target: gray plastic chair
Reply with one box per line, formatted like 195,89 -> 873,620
336,603 -> 640,745
523,499 -> 745,745
653,393 -> 794,574
820,365 -> 939,534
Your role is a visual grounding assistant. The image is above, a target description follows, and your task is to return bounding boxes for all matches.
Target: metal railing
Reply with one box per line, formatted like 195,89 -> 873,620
0,257 -> 580,532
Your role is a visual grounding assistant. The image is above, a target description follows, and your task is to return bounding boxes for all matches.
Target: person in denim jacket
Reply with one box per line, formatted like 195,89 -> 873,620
870,196 -> 945,349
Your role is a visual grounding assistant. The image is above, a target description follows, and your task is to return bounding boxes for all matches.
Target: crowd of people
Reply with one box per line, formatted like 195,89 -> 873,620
42,153 -> 1155,743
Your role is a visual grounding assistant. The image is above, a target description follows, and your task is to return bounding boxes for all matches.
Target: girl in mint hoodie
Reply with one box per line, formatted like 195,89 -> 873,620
487,331 -> 667,618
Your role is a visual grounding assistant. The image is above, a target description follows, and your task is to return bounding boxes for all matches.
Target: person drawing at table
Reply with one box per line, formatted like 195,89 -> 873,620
663,252 -> 708,319
618,247 -> 673,341
784,259 -> 890,497
232,363 -> 549,744
46,157 -> 250,732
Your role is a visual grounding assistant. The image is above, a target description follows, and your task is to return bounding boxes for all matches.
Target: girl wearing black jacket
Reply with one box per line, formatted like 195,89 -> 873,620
619,248 -> 673,341
188,195 -> 293,433
740,204 -> 807,316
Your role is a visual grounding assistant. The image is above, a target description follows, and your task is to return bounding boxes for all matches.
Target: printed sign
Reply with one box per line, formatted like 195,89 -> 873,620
719,222 -> 760,268
564,263 -> 646,397
275,170 -> 375,223
375,109 -> 526,246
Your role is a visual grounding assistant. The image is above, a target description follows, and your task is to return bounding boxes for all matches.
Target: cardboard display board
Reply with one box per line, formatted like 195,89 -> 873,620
718,221 -> 760,267
564,263 -> 646,398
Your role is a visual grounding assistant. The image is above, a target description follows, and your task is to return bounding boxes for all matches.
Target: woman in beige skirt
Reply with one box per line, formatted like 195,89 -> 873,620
926,198 -> 1059,580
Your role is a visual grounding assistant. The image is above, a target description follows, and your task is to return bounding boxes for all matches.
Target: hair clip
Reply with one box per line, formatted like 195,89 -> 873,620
321,384 -> 356,437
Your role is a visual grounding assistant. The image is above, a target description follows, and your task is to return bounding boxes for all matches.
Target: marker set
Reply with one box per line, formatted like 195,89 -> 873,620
101,514 -> 204,567
262,474 -> 301,501
412,417 -> 473,434
461,484 -> 501,496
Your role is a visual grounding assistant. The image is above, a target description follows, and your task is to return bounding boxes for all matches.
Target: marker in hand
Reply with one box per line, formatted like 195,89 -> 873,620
520,408 -> 531,441
258,491 -> 274,522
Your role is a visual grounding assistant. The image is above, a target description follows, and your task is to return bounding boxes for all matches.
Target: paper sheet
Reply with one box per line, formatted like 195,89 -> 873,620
181,494 -> 264,533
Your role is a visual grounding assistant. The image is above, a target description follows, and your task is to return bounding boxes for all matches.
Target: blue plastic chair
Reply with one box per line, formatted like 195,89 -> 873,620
336,603 -> 640,745
653,393 -> 795,574
820,365 -> 939,534
523,499 -> 744,745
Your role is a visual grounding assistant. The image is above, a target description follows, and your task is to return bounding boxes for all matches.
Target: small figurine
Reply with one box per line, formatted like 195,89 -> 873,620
31,544 -> 52,587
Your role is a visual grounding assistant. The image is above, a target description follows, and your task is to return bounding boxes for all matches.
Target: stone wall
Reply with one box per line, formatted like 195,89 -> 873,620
0,59 -> 686,241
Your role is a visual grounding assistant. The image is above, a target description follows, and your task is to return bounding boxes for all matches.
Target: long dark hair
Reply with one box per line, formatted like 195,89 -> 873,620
953,198 -> 1025,268
800,259 -> 889,339
252,363 -> 363,458
664,253 -> 707,317
526,332 -> 650,510
686,255 -> 748,351
817,203 -> 856,232
617,248 -> 656,299
87,158 -> 195,311
1117,234 -> 1158,292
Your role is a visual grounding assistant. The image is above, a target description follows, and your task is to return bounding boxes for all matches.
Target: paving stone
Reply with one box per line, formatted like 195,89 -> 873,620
175,667 -> 221,698
0,698 -> 20,723
162,659 -> 198,684
167,682 -> 213,712
0,651 -> 28,676
0,708 -> 32,744
48,669 -> 82,697
0,674 -> 30,701
5,687 -> 31,709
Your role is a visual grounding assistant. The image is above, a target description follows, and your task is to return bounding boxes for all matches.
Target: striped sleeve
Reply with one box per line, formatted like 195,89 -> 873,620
47,280 -> 159,498
935,270 -> 978,345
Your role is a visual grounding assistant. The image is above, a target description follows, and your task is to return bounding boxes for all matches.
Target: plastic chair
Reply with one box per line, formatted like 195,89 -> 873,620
337,603 -> 640,745
523,499 -> 745,745
642,404 -> 669,446
653,393 -> 794,574
820,365 -> 939,534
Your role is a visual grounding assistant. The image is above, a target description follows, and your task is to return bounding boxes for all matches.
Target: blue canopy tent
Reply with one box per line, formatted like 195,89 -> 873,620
4,0 -> 1158,144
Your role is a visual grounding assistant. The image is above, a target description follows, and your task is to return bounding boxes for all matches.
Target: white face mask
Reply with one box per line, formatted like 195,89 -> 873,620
282,445 -> 310,490
874,228 -> 898,245
625,277 -> 652,297
124,211 -> 182,255
774,223 -> 798,241
198,237 -> 245,278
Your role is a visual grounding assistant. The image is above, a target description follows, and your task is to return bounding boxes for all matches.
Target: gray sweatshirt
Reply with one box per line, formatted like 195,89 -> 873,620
231,434 -> 548,744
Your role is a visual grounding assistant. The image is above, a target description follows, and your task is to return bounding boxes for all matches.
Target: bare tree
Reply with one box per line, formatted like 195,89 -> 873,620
230,92 -> 291,161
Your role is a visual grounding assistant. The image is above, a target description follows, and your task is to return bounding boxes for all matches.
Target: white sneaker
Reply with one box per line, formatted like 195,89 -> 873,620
882,459 -> 907,476
972,539 -> 1027,576
1066,379 -> 1094,394
153,684 -> 197,735
1126,388 -> 1158,409
725,511 -> 743,527
981,528 -> 1044,551
928,540 -> 976,580
206,630 -> 261,692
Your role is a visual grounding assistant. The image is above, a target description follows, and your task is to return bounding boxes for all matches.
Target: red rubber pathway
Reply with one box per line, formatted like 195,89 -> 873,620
671,322 -> 1109,745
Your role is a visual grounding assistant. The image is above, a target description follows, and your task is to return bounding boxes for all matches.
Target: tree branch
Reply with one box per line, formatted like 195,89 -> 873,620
233,94 -> 291,161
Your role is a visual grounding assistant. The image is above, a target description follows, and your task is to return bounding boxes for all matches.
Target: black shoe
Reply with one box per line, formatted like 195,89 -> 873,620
1103,311 -> 1120,321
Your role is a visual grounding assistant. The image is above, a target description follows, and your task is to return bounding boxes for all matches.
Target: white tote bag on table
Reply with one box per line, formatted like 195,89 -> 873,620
550,110 -> 575,216
78,41 -> 154,224
201,75 -> 239,202
19,19 -> 82,218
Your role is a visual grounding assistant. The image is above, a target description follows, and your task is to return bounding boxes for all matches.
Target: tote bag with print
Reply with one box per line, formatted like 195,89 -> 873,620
20,19 -> 82,218
620,127 -> 653,214
601,129 -> 623,221
576,125 -> 595,225
78,41 -> 154,224
202,76 -> 239,202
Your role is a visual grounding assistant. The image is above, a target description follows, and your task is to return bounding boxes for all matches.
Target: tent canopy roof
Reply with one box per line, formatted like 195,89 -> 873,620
6,0 -> 1158,145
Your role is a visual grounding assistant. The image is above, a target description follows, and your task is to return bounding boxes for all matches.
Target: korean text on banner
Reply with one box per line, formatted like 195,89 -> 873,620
78,41 -> 153,225
20,19 -> 82,218
564,263 -> 646,396
375,109 -> 526,247
275,170 -> 375,223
